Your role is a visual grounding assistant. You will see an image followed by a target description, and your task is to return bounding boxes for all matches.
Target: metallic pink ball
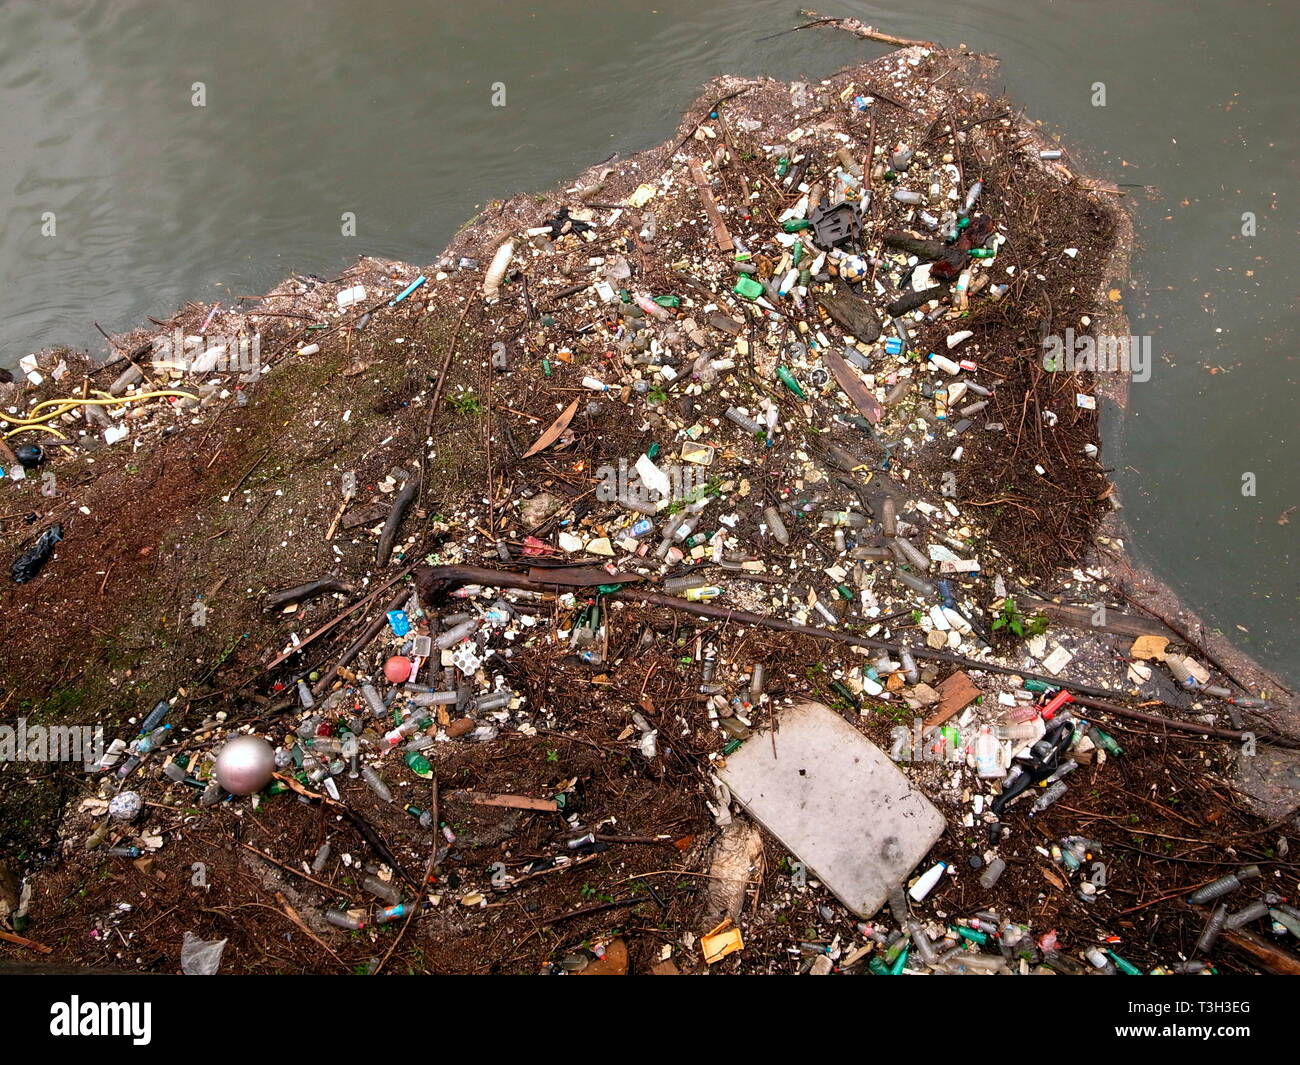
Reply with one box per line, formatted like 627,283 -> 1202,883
214,735 -> 276,796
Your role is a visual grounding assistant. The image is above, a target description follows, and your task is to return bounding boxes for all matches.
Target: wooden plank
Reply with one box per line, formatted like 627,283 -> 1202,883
823,347 -> 884,424
688,161 -> 734,253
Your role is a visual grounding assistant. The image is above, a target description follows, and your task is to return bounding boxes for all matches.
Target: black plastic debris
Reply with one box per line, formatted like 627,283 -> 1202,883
11,524 -> 62,584
809,200 -> 860,248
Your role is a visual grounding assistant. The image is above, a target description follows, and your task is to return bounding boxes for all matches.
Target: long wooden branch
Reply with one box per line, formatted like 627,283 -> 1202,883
412,564 -> 1296,747
795,11 -> 937,49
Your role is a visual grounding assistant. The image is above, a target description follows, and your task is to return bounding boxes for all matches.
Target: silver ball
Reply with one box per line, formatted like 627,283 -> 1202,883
214,735 -> 276,796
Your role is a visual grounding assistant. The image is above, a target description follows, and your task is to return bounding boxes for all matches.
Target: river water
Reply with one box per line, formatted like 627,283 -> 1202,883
2,0 -> 1295,681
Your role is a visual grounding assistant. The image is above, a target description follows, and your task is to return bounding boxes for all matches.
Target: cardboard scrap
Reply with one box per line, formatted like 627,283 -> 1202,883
1130,634 -> 1170,660
701,918 -> 744,964
574,937 -> 628,975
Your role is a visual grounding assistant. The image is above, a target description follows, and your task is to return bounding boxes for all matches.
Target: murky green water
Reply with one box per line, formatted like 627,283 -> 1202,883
2,0 -> 1295,680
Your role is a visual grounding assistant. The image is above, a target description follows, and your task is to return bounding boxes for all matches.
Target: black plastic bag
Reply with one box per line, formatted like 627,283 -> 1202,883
11,524 -> 62,584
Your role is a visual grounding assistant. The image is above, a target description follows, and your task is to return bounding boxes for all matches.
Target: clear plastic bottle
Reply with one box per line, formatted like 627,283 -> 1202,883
411,690 -> 459,707
361,874 -> 401,905
434,618 -> 479,649
894,537 -> 929,571
360,683 -> 386,717
325,909 -> 366,930
979,858 -> 1006,890
974,725 -> 1004,779
135,724 -> 173,755
474,690 -> 511,712
880,497 -> 897,537
895,571 -> 936,598
898,646 -> 920,685
361,766 -> 391,803
1029,780 -> 1068,814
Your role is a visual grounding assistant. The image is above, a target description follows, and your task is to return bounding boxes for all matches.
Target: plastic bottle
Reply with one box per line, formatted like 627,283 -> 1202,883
361,874 -> 401,905
474,690 -> 511,712
139,699 -> 172,735
135,724 -> 173,755
1188,865 -> 1261,905
325,909 -> 366,931
888,884 -> 910,924
909,919 -> 939,965
880,497 -> 897,537
1029,780 -> 1068,815
895,571 -> 937,598
360,683 -> 386,717
1224,899 -> 1273,930
974,725 -> 1004,779
382,715 -> 432,748
979,857 -> 1006,889
361,766 -> 392,803
1196,903 -> 1229,954
884,380 -> 912,406
434,618 -> 479,649
1270,908 -> 1300,938
895,537 -> 929,571
898,646 -> 920,685
311,843 -> 331,874
412,690 -> 458,707
909,861 -> 946,902
928,352 -> 961,375
725,407 -> 763,434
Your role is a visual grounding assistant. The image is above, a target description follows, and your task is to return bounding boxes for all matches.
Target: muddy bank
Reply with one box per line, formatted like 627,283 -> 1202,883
0,43 -> 1295,975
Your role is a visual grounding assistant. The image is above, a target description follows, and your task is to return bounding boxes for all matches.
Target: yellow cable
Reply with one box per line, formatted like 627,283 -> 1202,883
4,424 -> 69,440
0,390 -> 198,429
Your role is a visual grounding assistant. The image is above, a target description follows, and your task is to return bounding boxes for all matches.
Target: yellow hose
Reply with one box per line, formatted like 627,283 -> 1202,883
4,424 -> 69,440
0,389 -> 199,429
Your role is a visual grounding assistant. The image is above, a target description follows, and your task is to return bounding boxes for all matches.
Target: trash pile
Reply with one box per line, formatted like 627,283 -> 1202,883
1,42 -> 1295,976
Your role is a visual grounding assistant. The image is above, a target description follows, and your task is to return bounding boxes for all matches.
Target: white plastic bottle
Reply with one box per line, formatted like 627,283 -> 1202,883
909,860 -> 947,902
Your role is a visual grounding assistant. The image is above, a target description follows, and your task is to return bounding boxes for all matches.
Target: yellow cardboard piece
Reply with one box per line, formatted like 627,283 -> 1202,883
701,918 -> 744,965
1130,634 -> 1170,661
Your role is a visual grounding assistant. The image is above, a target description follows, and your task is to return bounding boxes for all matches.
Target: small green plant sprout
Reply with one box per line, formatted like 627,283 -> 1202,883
992,597 -> 1049,639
